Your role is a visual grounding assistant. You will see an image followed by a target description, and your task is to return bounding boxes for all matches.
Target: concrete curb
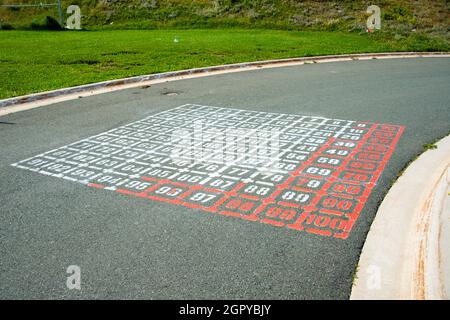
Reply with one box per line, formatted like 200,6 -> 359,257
350,134 -> 450,300
1,52 -> 449,116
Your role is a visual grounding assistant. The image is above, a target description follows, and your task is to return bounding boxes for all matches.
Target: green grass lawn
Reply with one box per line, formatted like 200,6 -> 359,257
0,29 -> 448,99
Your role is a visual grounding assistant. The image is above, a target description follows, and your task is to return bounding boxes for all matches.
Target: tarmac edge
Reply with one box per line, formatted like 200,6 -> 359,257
1,52 -> 449,117
350,134 -> 450,300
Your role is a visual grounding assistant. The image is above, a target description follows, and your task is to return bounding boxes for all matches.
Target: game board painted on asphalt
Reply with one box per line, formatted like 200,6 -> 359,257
12,104 -> 404,239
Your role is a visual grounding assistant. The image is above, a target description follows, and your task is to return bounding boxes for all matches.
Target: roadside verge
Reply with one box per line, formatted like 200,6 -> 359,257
351,134 -> 450,300
1,52 -> 449,117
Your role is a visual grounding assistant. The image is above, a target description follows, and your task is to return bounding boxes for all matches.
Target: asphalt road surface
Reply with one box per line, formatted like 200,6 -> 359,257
1,57 -> 449,299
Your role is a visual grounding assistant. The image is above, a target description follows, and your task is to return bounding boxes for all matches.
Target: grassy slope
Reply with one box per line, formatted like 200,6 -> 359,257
1,28 -> 447,99
0,1 -> 448,99
1,0 -> 448,35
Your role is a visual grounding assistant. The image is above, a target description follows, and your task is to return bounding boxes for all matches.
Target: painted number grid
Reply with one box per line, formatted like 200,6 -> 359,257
12,104 -> 404,239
